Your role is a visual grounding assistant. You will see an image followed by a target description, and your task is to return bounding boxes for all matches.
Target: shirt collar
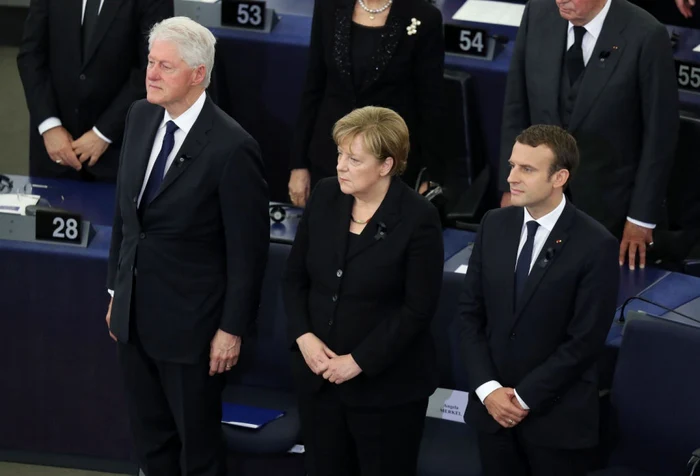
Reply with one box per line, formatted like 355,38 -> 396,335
568,0 -> 611,41
160,91 -> 207,134
523,195 -> 566,233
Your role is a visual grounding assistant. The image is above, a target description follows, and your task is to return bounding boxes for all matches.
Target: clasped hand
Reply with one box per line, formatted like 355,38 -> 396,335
484,387 -> 529,429
296,333 -> 362,384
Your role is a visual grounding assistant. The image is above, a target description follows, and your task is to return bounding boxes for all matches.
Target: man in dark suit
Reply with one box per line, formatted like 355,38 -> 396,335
499,0 -> 679,270
105,17 -> 269,476
459,125 -> 620,476
17,0 -> 173,181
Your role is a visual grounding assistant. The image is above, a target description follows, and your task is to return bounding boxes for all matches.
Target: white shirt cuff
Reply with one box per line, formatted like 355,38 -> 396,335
475,380 -> 502,404
107,289 -> 114,297
513,389 -> 530,410
627,217 -> 656,229
38,117 -> 62,135
92,126 -> 112,144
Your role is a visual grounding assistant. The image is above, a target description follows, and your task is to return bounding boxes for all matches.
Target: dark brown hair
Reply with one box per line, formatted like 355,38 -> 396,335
516,125 -> 579,183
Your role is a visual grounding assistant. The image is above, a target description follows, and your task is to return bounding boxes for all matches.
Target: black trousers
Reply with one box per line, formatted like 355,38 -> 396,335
118,336 -> 226,476
477,428 -> 593,476
298,384 -> 428,476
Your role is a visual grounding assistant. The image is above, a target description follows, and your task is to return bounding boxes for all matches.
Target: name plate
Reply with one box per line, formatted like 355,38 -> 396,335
222,0 -> 266,30
676,59 -> 700,94
444,24 -> 490,59
35,208 -> 82,244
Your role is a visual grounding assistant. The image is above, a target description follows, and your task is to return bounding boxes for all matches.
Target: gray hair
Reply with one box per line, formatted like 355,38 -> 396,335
148,17 -> 217,88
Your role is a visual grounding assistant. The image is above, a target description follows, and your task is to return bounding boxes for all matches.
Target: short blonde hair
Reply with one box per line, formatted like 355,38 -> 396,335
332,106 -> 410,176
149,17 -> 217,88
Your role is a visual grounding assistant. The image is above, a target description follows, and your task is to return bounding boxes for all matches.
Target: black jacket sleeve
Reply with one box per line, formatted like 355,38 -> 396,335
218,137 -> 270,336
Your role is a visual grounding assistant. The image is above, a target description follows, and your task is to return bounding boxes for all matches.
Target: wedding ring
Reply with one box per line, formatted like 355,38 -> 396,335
56,159 -> 63,164
508,419 -> 515,425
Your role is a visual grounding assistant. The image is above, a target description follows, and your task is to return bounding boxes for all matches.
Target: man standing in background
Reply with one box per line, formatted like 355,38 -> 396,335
17,0 -> 173,181
499,0 -> 679,270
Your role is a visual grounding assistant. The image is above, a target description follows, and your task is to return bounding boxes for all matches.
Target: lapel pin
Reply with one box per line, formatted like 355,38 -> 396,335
612,45 -> 618,50
407,18 -> 421,36
555,239 -> 562,244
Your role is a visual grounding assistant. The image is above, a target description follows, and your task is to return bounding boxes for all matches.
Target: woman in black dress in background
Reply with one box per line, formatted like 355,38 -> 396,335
288,0 -> 445,207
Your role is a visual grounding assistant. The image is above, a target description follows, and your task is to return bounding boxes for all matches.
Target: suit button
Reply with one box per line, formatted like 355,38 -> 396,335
133,268 -> 138,277
79,74 -> 86,80
332,294 -> 338,302
328,319 -> 334,326
336,269 -> 343,278
140,233 -> 146,239
510,332 -> 516,340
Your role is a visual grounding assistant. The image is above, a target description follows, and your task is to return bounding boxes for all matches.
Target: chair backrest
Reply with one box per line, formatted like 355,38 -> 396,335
443,69 -> 482,188
609,317 -> 700,474
667,114 -> 700,233
226,242 -> 295,391
430,271 -> 471,392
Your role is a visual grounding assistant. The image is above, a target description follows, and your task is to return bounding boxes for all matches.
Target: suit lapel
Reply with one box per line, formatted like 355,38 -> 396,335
82,0 -> 123,68
331,189 -> 354,269
499,208 -> 525,321
345,177 -> 403,262
511,202 -> 576,327
149,97 -> 214,204
539,11 -> 568,126
130,107 -> 163,214
71,0 -> 83,63
568,0 -> 628,133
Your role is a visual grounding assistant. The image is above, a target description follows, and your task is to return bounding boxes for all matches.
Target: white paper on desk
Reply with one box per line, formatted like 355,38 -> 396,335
0,193 -> 39,215
452,0 -> 526,27
454,264 -> 469,274
693,44 -> 700,52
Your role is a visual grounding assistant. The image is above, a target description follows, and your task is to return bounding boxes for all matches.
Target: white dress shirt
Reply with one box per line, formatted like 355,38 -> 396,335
107,92 -> 207,297
137,91 -> 207,205
475,195 -> 567,410
38,0 -> 111,143
565,0 -> 653,229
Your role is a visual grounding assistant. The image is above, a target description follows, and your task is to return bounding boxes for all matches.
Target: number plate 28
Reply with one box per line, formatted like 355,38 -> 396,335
222,0 -> 266,30
35,209 -> 82,244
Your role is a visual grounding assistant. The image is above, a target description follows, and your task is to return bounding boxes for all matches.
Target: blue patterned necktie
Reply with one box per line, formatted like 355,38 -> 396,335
515,220 -> 540,306
139,120 -> 178,217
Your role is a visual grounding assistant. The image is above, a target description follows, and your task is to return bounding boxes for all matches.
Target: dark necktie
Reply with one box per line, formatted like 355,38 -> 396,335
82,0 -> 101,60
139,121 -> 179,218
515,220 -> 540,306
565,26 -> 587,85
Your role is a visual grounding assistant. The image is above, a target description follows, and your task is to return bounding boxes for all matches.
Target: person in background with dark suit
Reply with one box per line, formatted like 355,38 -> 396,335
105,17 -> 269,476
288,0 -> 445,207
283,106 -> 444,476
17,0 -> 173,181
459,125 -> 619,476
498,0 -> 678,270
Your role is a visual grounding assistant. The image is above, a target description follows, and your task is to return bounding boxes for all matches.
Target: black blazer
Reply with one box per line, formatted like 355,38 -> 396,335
290,0 -> 445,186
283,177 -> 444,407
499,0 -> 678,235
107,96 -> 269,364
458,202 -> 620,449
17,0 -> 173,180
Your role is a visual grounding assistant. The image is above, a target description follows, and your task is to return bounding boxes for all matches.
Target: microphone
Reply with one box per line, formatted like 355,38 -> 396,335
176,154 -> 192,167
537,247 -> 556,268
618,295 -> 700,326
599,51 -> 610,61
374,221 -> 387,241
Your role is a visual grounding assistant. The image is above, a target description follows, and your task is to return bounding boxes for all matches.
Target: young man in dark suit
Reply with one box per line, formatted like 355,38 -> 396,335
498,0 -> 679,269
17,0 -> 173,181
105,17 -> 269,476
459,125 -> 620,476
